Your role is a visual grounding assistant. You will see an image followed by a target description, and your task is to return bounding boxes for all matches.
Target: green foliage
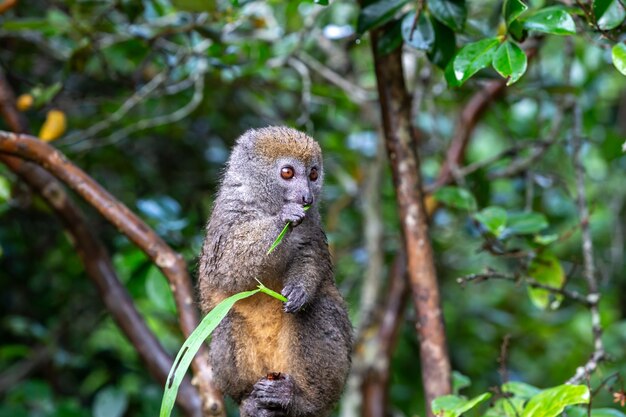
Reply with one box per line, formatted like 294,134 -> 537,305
506,212 -> 549,235
429,0 -> 467,32
435,381 -> 589,417
267,205 -> 311,254
521,384 -> 590,417
401,12 -> 435,52
503,0 -> 528,27
160,284 -> 286,417
434,186 -> 477,211
527,253 -> 565,310
452,37 -> 500,85
356,0 -> 408,33
612,44 -> 626,76
474,206 -> 507,237
593,0 -> 626,30
431,392 -> 491,417
2,0 -> 626,416
492,41 -> 527,85
521,7 -> 577,36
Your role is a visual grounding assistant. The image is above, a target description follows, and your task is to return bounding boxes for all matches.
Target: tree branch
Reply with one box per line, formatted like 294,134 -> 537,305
457,269 -> 590,306
427,41 -> 540,193
567,102 -> 605,384
368,27 -> 451,415
0,69 -> 207,416
0,130 -> 224,416
428,80 -> 507,191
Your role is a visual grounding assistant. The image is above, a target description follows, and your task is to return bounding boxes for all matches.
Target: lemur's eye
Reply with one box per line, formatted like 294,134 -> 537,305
309,167 -> 319,182
280,166 -> 295,180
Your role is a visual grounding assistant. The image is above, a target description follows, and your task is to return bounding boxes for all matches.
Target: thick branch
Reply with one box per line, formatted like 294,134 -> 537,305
0,130 -> 223,416
0,69 -> 205,416
368,30 -> 451,415
429,80 -> 507,191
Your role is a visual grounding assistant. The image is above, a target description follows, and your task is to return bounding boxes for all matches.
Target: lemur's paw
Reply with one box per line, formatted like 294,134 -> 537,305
251,373 -> 295,409
282,284 -> 307,313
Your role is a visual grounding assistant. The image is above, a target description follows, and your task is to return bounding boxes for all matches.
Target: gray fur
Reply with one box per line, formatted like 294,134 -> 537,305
198,127 -> 352,417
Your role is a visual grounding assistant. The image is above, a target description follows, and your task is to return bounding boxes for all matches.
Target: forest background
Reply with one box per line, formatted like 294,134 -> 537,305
1,0 -> 626,416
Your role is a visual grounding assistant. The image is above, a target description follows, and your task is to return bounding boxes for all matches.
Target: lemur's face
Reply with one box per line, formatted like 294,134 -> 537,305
273,157 -> 323,207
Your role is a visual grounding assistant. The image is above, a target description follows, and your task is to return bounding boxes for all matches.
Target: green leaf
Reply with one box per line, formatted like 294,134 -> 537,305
429,0 -> 467,32
46,9 -> 72,34
145,266 -> 177,313
93,387 -> 128,417
452,371 -> 471,394
255,279 -> 288,302
314,0 -> 330,4
401,12 -> 435,51
503,0 -> 528,26
534,234 -> 559,245
159,288 -> 262,417
31,82 -> 62,108
520,385 -> 589,417
506,211 -> 548,235
432,393 -> 492,417
508,19 -> 528,41
522,7 -> 576,35
434,186 -> 477,211
1,18 -> 51,32
444,60 -> 461,86
492,41 -> 528,85
268,205 -> 311,254
428,17 -> 457,68
0,176 -> 10,203
474,206 -> 507,237
593,0 -> 626,30
452,37 -> 500,84
612,43 -> 626,76
527,253 -> 565,310
484,398 -> 526,417
502,381 -> 541,399
357,0 -> 409,33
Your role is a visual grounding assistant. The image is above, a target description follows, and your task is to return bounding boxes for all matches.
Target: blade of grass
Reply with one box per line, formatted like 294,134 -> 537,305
267,205 -> 311,255
159,288 -> 261,417
255,278 -> 288,302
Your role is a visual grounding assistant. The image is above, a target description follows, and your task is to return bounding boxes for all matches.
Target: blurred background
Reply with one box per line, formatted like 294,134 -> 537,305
0,0 -> 625,416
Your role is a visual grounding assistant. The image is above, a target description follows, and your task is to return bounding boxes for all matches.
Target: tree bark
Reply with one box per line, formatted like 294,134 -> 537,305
368,32 -> 452,415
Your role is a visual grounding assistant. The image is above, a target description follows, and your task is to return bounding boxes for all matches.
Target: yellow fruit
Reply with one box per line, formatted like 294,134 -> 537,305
16,94 -> 33,111
39,109 -> 67,142
424,194 -> 438,217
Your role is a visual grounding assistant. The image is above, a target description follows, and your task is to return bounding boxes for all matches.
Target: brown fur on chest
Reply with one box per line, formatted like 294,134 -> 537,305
231,292 -> 293,382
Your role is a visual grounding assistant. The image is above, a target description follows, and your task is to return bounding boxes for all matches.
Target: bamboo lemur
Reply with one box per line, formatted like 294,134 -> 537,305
199,126 -> 352,417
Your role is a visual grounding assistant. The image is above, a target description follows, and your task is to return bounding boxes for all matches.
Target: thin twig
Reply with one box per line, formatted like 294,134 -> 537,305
498,334 -> 511,384
457,269 -> 590,305
288,57 -> 313,127
488,103 -> 567,179
296,52 -> 375,104
567,102 -> 606,384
